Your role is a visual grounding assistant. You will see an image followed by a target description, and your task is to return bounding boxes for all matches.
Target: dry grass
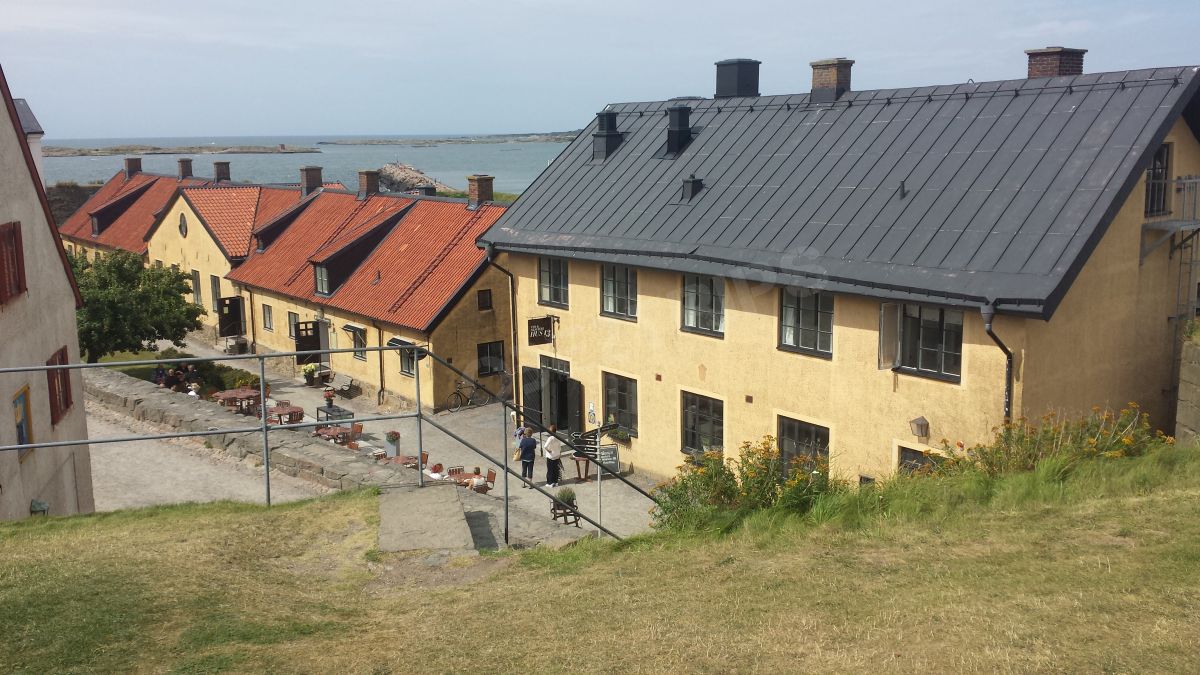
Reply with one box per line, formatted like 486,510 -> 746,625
2,470 -> 1200,673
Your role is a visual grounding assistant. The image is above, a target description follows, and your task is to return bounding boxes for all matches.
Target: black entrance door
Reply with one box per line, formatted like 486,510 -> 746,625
217,297 -> 244,337
293,320 -> 330,365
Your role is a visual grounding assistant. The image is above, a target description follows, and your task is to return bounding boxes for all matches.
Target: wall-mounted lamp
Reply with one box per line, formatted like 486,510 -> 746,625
909,416 -> 930,440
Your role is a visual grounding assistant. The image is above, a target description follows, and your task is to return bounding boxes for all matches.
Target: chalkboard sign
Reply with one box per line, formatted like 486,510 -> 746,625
594,444 -> 620,473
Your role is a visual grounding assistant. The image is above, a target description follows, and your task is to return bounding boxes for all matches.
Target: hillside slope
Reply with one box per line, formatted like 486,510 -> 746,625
2,450 -> 1199,673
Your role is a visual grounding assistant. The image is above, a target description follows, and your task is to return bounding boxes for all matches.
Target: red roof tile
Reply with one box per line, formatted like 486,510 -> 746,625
58,170 -> 211,254
228,193 -> 505,331
179,185 -> 304,258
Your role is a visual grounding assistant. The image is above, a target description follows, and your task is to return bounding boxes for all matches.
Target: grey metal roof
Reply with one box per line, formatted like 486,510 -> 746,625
482,66 -> 1200,317
12,98 -> 43,136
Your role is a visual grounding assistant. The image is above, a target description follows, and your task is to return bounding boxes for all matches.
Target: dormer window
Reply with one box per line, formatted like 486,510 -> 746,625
315,265 -> 330,295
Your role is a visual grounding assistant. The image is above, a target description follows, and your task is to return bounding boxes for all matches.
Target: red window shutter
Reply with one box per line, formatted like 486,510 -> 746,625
46,347 -> 72,425
0,222 -> 12,304
13,222 -> 25,294
46,357 -> 60,425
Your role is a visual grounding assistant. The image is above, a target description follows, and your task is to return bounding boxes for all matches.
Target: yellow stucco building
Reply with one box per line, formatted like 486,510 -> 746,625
481,50 -> 1200,479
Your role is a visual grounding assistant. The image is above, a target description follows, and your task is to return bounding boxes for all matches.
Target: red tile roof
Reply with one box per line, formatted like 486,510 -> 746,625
58,170 -> 211,254
177,185 -> 305,259
228,192 -> 505,331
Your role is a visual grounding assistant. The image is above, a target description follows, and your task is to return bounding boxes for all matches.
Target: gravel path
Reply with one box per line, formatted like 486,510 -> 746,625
86,400 -> 325,511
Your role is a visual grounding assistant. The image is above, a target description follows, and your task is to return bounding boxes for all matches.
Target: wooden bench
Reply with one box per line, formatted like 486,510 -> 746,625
328,373 -> 359,398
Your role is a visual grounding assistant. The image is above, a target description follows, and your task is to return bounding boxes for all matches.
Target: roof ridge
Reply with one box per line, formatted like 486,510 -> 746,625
387,205 -> 489,313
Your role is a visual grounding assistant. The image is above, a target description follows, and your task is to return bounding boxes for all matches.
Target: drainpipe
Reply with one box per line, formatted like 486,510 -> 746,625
981,302 -> 1013,424
246,287 -> 258,353
484,243 -> 519,411
374,321 -> 386,405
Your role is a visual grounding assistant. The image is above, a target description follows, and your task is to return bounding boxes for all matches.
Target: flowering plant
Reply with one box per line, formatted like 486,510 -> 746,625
385,430 -> 401,443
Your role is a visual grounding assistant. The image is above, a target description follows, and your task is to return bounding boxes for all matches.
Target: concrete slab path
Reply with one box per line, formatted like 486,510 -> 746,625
378,484 -> 474,552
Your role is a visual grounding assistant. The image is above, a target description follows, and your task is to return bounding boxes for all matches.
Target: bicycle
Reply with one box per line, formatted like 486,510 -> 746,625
444,378 -> 493,412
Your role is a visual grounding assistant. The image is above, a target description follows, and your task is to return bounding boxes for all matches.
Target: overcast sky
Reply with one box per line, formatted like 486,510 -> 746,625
1,0 -> 1197,139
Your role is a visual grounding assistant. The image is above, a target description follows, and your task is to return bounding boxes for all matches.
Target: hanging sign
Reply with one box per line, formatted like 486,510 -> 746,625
528,317 -> 555,345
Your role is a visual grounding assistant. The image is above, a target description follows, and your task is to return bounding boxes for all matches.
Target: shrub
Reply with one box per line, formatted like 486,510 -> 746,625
734,437 -> 783,510
650,450 -> 739,531
556,487 -> 576,505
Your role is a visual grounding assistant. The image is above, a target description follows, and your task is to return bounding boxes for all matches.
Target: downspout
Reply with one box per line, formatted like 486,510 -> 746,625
981,302 -> 1013,424
484,244 -> 520,410
246,287 -> 258,353
374,321 -> 386,406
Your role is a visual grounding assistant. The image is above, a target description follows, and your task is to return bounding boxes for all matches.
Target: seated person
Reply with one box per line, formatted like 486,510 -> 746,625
153,364 -> 166,386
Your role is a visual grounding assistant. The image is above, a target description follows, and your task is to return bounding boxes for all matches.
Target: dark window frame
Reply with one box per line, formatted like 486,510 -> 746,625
400,343 -> 416,376
262,304 -> 274,331
287,311 -> 300,339
681,391 -> 724,456
601,264 -> 638,320
346,326 -> 367,361
602,371 -> 638,436
681,274 -> 725,337
779,288 -> 834,358
315,265 -> 330,296
477,288 -> 493,311
1145,143 -> 1172,218
898,446 -> 943,475
190,269 -> 202,306
897,304 -> 962,383
537,257 -> 569,308
209,275 -> 221,311
477,340 -> 504,376
777,415 -> 830,473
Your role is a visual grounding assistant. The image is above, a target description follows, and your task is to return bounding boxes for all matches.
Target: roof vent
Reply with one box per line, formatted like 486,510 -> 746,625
592,110 -> 622,160
213,161 -> 231,182
177,158 -> 193,179
811,58 -> 854,103
124,157 -> 142,179
667,106 -> 693,155
715,59 -> 761,98
1025,46 -> 1086,78
300,166 -> 323,196
682,174 -> 703,201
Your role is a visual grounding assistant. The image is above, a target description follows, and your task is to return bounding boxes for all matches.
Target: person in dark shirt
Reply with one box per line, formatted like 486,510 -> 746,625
518,428 -> 538,487
153,364 -> 167,386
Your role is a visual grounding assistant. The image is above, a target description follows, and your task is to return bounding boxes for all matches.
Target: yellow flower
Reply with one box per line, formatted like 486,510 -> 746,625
1121,436 -> 1133,446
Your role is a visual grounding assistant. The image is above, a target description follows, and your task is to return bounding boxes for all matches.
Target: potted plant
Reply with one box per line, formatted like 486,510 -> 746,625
322,386 -> 336,408
555,486 -> 576,507
301,363 -> 320,386
385,430 -> 400,458
607,427 -> 633,444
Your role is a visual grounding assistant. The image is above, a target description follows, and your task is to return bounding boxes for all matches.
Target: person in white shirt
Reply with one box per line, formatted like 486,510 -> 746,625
543,424 -> 564,487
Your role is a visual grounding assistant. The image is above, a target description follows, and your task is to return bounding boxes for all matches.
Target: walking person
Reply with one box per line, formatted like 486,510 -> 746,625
543,423 -> 563,488
518,428 -> 538,488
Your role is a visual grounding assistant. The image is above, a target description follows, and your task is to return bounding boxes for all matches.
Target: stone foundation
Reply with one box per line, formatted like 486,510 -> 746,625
1177,340 -> 1200,445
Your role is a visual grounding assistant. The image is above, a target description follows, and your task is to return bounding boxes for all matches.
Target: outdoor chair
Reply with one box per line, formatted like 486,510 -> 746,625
286,410 -> 304,424
473,469 -> 497,494
447,465 -> 464,476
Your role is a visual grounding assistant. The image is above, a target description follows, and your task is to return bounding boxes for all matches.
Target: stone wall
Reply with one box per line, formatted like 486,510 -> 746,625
83,368 -> 411,491
1176,340 -> 1200,445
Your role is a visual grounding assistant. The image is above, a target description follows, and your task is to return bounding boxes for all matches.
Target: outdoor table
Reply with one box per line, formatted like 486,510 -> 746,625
213,388 -> 261,414
315,404 -> 353,428
267,404 -> 304,425
572,453 -> 593,482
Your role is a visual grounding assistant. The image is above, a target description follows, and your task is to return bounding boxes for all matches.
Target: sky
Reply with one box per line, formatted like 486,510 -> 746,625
1,0 -> 1197,139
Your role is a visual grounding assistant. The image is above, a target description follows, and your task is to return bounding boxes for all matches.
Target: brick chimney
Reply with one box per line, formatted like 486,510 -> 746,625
300,166 -> 323,196
213,161 -> 231,182
124,157 -> 142,179
177,158 -> 193,179
357,170 -> 380,200
1025,47 -> 1087,78
811,58 -> 854,103
467,174 -> 494,209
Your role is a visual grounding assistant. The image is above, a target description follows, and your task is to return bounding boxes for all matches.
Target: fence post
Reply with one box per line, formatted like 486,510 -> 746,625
415,348 -> 424,488
502,405 -> 510,545
258,354 -> 272,507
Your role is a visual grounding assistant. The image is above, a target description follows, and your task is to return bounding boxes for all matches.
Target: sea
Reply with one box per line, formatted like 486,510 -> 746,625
39,135 -> 573,194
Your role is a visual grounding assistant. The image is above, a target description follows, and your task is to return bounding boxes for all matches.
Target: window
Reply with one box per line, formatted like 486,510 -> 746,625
287,311 -> 300,338
154,259 -> 162,268
777,416 -> 829,472
262,304 -> 274,331
315,265 -> 330,296
780,288 -> 833,356
538,257 -> 569,307
540,354 -> 570,375
45,346 -> 73,425
210,275 -> 221,311
899,446 -> 942,474
477,341 -> 504,376
0,221 -> 26,304
190,269 -> 202,306
345,325 -> 367,360
897,304 -> 962,380
682,274 -> 724,335
601,264 -> 637,319
396,340 -> 416,376
13,386 -> 32,460
94,250 -> 101,262
178,212 -> 188,237
681,391 -> 723,456
477,289 -> 493,311
602,372 -> 638,435
1145,144 -> 1171,217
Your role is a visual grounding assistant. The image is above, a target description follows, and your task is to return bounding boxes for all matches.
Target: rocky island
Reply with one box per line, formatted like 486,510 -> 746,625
377,163 -> 454,193
43,144 -> 321,157
319,130 -> 578,147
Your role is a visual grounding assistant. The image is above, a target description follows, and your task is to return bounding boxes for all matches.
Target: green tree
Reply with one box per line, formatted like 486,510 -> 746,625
70,251 -> 205,362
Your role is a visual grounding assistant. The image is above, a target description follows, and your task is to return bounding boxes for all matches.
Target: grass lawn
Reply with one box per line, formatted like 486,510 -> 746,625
2,451 -> 1199,673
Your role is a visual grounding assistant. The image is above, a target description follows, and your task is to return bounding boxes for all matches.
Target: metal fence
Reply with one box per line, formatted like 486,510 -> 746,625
0,343 -> 658,542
